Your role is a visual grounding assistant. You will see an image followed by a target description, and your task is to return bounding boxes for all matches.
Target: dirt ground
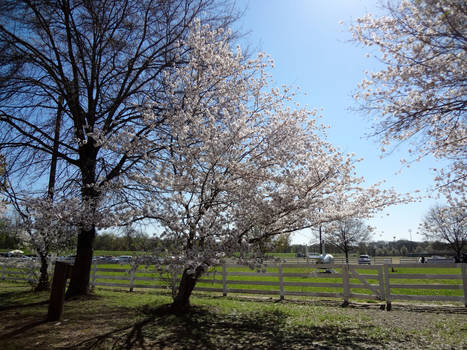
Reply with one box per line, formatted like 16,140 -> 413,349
0,286 -> 466,350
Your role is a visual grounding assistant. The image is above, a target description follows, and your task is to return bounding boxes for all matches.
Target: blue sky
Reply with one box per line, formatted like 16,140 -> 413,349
235,0 -> 445,244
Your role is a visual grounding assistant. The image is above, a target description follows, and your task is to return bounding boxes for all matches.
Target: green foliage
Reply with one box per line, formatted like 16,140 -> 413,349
0,217 -> 21,249
271,233 -> 292,253
94,232 -> 162,252
400,245 -> 408,256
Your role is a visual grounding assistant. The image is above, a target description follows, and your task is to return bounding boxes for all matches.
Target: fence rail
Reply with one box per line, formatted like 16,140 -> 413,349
1,259 -> 466,309
284,257 -> 406,265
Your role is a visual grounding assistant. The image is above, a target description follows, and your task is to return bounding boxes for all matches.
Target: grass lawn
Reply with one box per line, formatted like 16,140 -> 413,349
0,280 -> 466,349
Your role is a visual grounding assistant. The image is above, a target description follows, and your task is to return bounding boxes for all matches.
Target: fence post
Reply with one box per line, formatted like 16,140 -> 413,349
377,265 -> 385,301
47,262 -> 73,322
383,264 -> 391,311
91,261 -> 97,288
129,268 -> 135,292
222,264 -> 227,297
461,263 -> 467,308
342,264 -> 350,306
278,264 -> 284,301
27,262 -> 35,284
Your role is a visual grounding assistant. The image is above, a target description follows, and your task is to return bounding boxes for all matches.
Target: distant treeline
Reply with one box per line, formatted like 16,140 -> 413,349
292,240 -> 456,257
0,216 -> 458,256
93,232 -> 164,252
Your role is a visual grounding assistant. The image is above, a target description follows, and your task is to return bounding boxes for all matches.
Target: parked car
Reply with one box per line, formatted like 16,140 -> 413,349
358,254 -> 371,265
8,249 -> 24,257
58,255 -> 76,263
426,256 -> 455,263
101,256 -> 119,263
118,255 -> 133,264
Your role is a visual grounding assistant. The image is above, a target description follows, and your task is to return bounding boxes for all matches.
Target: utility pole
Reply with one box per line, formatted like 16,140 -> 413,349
319,224 -> 323,255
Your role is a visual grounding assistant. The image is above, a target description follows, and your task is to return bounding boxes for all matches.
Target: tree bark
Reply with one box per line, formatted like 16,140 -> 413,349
35,253 -> 50,292
65,226 -> 96,298
65,136 -> 98,299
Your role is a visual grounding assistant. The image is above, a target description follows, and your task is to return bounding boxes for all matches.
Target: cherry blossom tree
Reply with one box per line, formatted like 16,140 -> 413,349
421,205 -> 466,262
349,0 -> 466,201
0,0 -> 240,298
13,197 -> 77,291
129,22 -> 411,311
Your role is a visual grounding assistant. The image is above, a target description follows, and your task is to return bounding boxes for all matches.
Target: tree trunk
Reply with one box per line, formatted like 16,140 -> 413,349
454,249 -> 461,263
345,250 -> 349,264
65,226 -> 96,299
171,267 -> 203,313
35,253 -> 50,292
65,137 -> 98,299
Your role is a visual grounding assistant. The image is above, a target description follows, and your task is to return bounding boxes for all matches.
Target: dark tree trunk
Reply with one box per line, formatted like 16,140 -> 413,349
35,253 -> 50,292
345,250 -> 349,264
171,267 -> 203,313
65,226 -> 96,299
451,241 -> 463,263
65,137 -> 98,299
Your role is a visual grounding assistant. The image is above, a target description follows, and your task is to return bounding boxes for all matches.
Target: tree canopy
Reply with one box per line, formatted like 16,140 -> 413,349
350,0 -> 466,203
0,0 -> 410,306
130,22 -> 408,310
0,0 -> 241,297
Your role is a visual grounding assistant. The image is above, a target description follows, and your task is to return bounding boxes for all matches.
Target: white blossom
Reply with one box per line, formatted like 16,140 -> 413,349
350,0 -> 466,203
127,22 -> 412,277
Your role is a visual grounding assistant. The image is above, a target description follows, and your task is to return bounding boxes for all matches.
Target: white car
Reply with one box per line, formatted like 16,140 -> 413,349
118,255 -> 133,264
358,254 -> 371,265
426,256 -> 455,263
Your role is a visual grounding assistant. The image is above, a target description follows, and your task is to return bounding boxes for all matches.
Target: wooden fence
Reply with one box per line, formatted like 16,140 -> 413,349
383,263 -> 467,310
280,257 -> 418,265
2,260 -> 466,309
0,259 -> 39,284
82,262 -> 467,308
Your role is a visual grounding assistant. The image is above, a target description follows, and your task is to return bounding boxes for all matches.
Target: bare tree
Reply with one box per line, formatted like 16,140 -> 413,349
0,154 -> 7,211
0,0 -> 240,298
324,218 -> 373,264
271,233 -> 292,253
421,205 -> 466,262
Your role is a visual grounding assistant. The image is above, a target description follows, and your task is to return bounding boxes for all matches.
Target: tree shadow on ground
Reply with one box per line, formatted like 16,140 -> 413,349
1,319 -> 49,339
68,304 -> 393,350
0,290 -> 49,311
